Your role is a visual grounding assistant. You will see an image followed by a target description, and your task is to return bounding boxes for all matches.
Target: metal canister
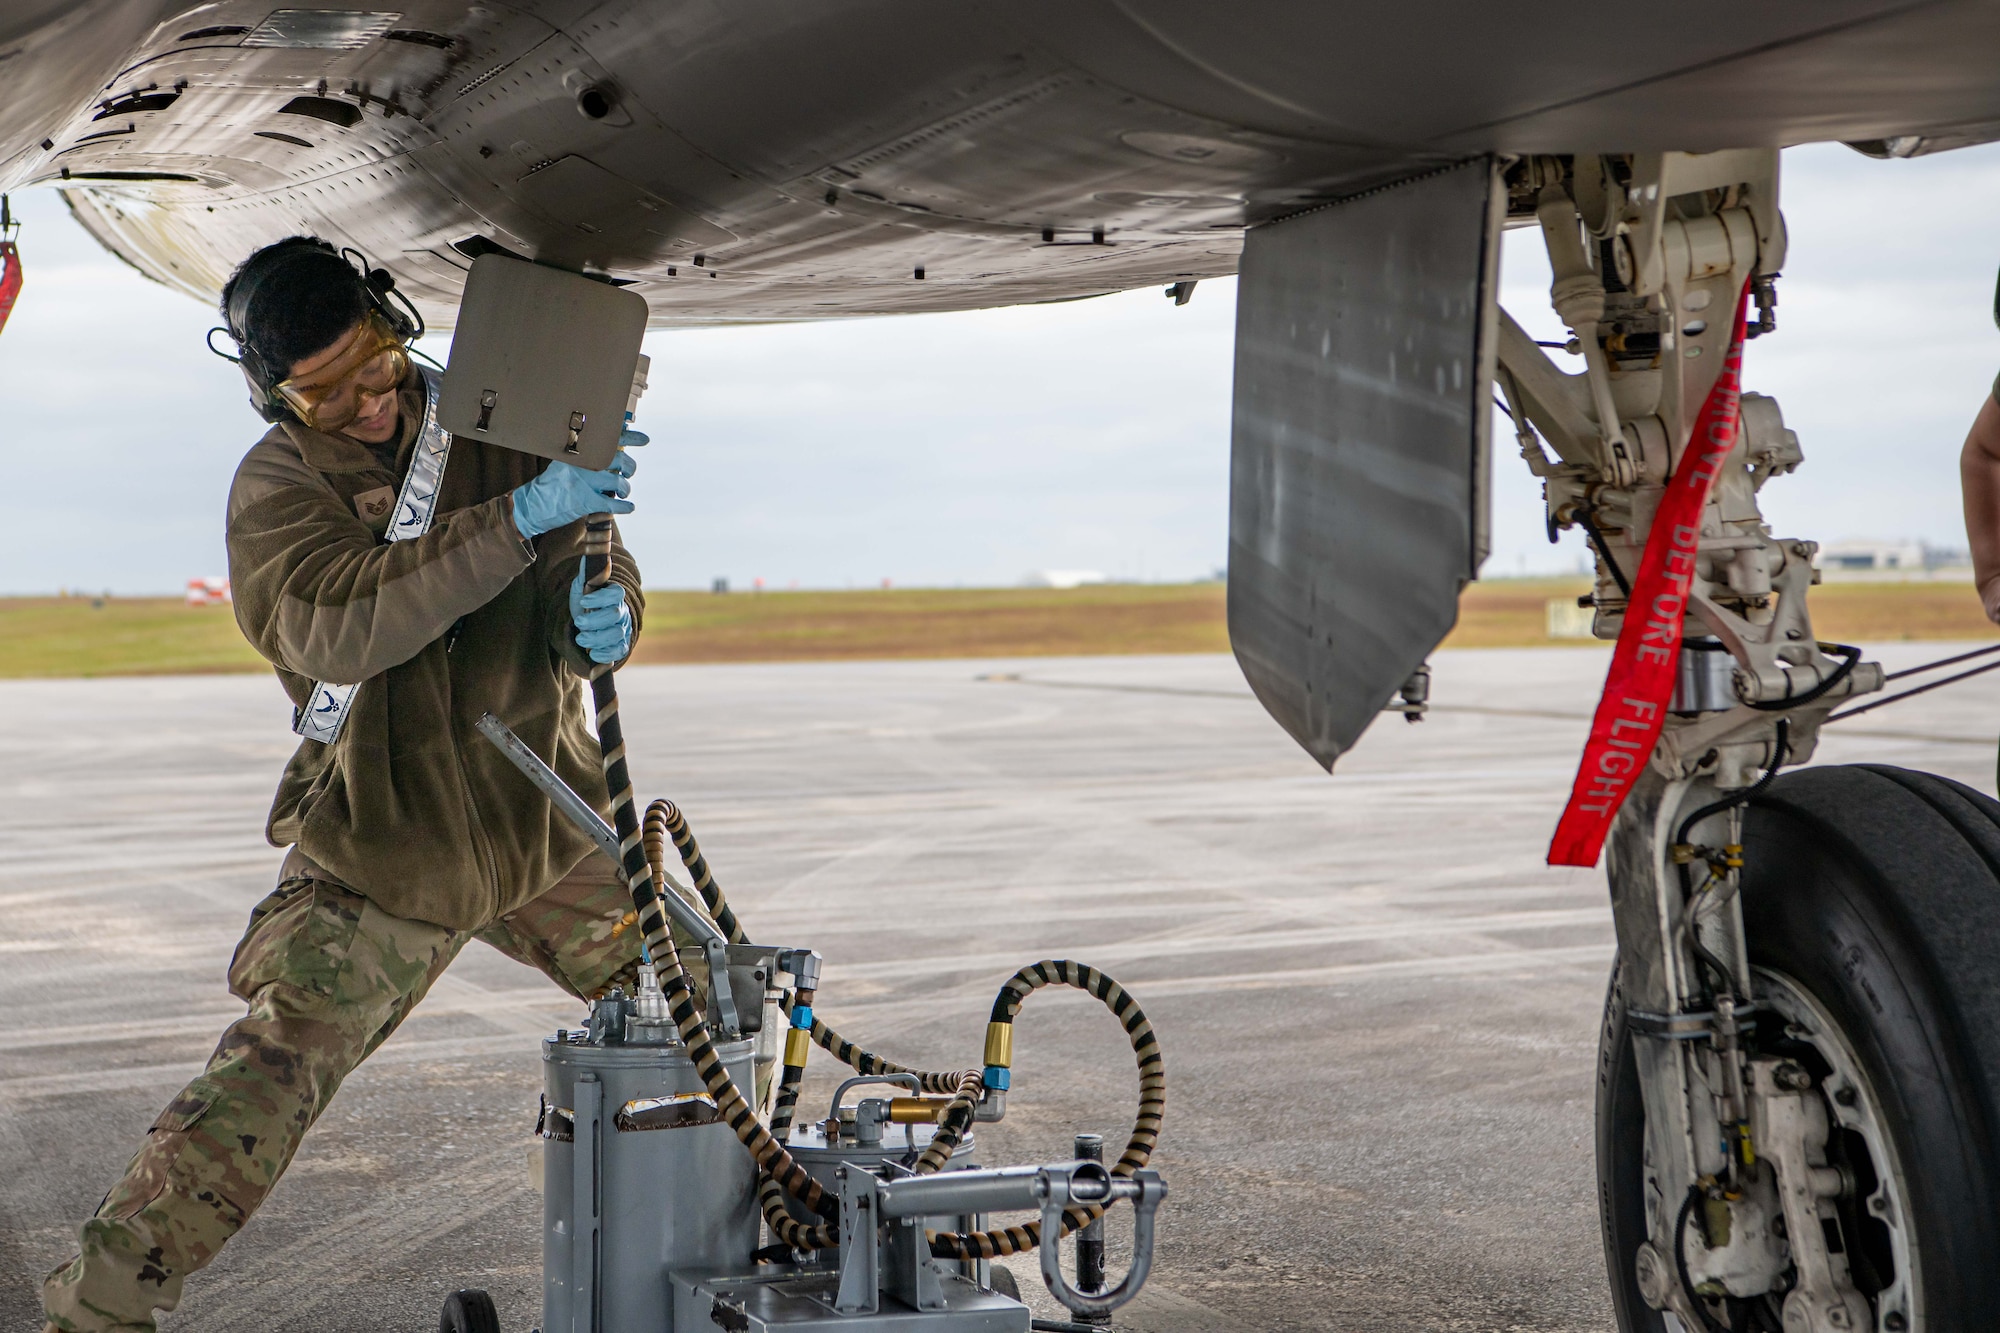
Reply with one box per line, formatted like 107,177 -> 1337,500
541,1023 -> 759,1333
1671,637 -> 1738,715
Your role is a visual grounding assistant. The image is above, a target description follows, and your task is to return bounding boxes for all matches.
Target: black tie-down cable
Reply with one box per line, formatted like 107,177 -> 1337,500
1823,642 -> 2000,723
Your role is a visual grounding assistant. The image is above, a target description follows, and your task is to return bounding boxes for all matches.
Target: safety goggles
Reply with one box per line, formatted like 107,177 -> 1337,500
273,312 -> 410,431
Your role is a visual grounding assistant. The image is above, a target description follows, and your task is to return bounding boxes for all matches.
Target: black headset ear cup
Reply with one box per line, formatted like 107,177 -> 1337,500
222,239 -> 331,420
236,347 -> 289,422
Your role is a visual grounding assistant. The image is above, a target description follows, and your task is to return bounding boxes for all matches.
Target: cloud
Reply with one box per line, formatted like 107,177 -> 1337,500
1497,140 -> 2000,573
3,138 -> 1994,593
0,188 -> 1234,593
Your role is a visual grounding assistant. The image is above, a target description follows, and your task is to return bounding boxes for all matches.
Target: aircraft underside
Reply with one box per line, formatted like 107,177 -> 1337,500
10,3 -> 2000,1331
5,1 -> 2000,327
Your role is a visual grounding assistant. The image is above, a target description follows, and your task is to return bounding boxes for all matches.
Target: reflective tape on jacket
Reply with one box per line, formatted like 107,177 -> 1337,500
295,367 -> 452,745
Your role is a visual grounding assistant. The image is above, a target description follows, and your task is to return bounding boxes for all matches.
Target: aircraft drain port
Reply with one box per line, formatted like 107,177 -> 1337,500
576,84 -> 615,120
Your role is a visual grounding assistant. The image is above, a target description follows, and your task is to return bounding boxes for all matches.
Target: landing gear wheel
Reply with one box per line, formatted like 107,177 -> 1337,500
1598,764 -> 2000,1329
439,1288 -> 500,1333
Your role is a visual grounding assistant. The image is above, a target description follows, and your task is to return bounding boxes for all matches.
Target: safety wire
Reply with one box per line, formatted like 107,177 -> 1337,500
640,797 -> 1165,1259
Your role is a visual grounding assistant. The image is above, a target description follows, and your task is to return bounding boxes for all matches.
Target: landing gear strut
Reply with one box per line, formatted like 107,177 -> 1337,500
1499,150 -> 2000,1331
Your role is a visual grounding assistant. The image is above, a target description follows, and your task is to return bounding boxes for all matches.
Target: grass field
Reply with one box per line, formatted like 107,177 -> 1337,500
1,578 -> 1993,679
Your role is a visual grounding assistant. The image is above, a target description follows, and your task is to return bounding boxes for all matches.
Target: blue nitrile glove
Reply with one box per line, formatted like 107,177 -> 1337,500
510,449 -> 637,540
571,567 -> 633,664
620,427 -> 649,448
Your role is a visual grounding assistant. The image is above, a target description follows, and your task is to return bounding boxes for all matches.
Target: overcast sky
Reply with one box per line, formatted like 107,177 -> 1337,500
2,140 -> 1997,594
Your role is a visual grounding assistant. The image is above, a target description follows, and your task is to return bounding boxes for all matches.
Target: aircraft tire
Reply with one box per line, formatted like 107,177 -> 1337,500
1598,763 -> 2000,1329
439,1288 -> 501,1333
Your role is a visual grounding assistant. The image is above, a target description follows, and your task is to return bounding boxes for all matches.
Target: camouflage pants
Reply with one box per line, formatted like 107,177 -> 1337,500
41,852 -> 644,1332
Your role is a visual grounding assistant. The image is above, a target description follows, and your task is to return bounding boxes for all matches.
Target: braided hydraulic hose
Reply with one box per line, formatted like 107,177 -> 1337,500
638,788 -> 1166,1258
579,523 -> 836,1225
807,1020 -> 967,1094
647,799 -> 814,1138
926,960 -> 1165,1260
654,797 -> 745,943
640,802 -> 819,1143
654,799 -> 966,1093
644,799 -> 980,1249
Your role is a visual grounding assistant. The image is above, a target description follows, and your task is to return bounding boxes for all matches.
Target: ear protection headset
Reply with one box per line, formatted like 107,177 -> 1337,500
208,240 -> 425,422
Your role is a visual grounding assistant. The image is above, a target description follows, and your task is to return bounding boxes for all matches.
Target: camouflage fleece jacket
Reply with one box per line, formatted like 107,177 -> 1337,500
225,373 -> 643,930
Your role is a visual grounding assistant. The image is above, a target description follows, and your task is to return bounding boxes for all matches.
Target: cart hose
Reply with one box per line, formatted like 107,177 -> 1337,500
650,801 -> 1166,1259
654,800 -> 968,1091
580,524 -> 838,1224
926,959 -> 1165,1260
625,814 -> 971,1247
643,801 -> 810,1141
643,799 -> 988,1249
653,796 -> 745,943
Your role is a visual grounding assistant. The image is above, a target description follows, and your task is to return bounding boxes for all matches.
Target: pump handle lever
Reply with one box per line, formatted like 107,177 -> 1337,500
475,712 -> 726,949
1036,1166 -> 1168,1317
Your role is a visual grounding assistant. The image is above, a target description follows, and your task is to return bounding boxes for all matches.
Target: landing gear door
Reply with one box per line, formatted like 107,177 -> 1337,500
1228,157 -> 1502,770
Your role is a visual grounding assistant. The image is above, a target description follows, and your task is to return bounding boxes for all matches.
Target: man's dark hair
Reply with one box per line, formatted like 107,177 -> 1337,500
219,236 -> 369,372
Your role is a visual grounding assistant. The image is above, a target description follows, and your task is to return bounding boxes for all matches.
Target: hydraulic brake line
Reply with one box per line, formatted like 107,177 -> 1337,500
1574,508 -> 1633,600
1673,1183 -> 1736,1333
1674,718 -> 1789,853
644,799 -> 1165,1259
1672,720 -> 1789,1007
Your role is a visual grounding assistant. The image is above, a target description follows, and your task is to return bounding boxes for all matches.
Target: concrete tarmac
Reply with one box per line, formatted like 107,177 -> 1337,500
2,646 -> 1996,1331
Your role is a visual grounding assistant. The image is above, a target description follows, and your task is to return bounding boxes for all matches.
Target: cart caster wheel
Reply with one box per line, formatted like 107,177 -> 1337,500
440,1288 -> 500,1333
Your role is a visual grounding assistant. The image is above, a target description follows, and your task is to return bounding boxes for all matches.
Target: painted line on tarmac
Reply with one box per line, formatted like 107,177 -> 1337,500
822,907 -> 1611,983
811,941 -> 1619,1030
0,942 -> 1613,1097
0,987 -> 581,1057
980,672 -> 1602,722
0,1031 -> 541,1099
